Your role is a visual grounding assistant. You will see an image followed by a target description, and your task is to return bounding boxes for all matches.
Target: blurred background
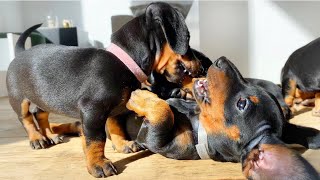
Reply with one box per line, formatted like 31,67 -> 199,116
1,0 -> 320,96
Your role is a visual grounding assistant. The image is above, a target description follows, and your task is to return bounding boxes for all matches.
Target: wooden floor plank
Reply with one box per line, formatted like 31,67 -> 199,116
0,97 -> 319,179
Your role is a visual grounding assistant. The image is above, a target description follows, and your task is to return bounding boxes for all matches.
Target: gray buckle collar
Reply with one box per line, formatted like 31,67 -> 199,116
195,121 -> 210,159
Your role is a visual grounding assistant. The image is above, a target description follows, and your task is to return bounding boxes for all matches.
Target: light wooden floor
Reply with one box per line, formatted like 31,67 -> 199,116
0,97 -> 319,180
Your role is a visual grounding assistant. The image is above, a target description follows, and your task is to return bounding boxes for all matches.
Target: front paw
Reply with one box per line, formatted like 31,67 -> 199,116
87,159 -> 117,178
113,141 -> 146,153
29,131 -> 48,149
126,90 -> 160,117
127,89 -> 173,125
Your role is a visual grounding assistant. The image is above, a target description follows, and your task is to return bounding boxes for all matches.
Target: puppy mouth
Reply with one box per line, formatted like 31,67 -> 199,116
180,62 -> 192,76
193,79 -> 210,103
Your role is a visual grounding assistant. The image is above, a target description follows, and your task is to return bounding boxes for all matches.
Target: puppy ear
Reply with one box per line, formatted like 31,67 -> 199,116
242,143 -> 319,179
166,98 -> 199,116
146,2 -> 190,55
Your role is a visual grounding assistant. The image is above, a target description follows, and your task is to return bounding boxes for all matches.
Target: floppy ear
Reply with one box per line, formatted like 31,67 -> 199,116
242,143 -> 319,179
146,2 -> 190,55
166,98 -> 200,116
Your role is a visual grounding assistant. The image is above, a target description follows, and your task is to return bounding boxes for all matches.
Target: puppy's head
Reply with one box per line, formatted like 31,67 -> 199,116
193,56 -> 284,161
148,48 -> 212,100
145,2 -> 201,83
193,57 -> 319,179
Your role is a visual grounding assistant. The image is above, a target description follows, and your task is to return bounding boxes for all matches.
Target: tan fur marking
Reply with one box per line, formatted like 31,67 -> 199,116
50,122 -> 81,135
295,88 -> 315,100
174,125 -> 193,149
249,96 -> 260,104
126,90 -> 174,126
153,43 -> 200,77
106,117 -> 129,152
154,43 -> 177,73
182,76 -> 194,95
20,99 -> 43,141
35,111 -> 58,139
197,67 -> 240,141
284,79 -> 297,107
81,136 -> 114,176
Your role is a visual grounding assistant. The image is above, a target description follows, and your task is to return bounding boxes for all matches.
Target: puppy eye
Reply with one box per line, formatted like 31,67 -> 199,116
237,98 -> 247,111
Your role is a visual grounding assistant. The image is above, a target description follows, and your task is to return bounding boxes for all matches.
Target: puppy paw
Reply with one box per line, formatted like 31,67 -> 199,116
30,139 -> 48,149
123,141 -> 145,153
112,140 -> 145,153
127,89 -> 173,125
29,132 -> 48,149
46,133 -> 64,145
87,159 -> 117,178
126,89 -> 161,117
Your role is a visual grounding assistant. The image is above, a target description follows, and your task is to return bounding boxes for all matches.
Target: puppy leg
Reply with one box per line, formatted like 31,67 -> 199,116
107,116 -> 144,153
33,107 -> 63,145
50,121 -> 82,136
312,92 -> 320,117
282,122 -> 320,149
282,79 -> 297,107
126,90 -> 174,149
20,99 -> 48,149
80,102 -> 117,178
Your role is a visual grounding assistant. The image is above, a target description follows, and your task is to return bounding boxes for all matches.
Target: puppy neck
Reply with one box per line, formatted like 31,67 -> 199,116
111,16 -> 156,76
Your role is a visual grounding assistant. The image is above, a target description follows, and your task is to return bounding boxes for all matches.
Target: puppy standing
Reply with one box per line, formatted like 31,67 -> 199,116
6,2 -> 200,178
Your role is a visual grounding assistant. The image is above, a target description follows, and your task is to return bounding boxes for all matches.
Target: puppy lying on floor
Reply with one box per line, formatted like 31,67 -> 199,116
124,57 -> 320,179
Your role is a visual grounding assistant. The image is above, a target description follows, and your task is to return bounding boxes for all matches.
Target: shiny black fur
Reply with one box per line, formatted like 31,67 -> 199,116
282,37 -> 320,96
6,2 -> 199,178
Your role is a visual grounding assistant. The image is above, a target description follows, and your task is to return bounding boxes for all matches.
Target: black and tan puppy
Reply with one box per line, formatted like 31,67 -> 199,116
125,57 -> 320,179
282,37 -> 320,116
6,2 -> 201,178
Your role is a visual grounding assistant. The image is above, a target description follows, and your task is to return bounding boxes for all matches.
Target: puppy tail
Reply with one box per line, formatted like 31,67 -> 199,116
15,23 -> 42,55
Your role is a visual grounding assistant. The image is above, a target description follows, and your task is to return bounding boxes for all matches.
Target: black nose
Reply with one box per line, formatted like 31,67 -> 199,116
214,56 -> 227,69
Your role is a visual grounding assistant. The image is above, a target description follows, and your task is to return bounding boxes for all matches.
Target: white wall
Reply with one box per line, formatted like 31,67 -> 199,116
0,1 -> 23,32
0,1 -> 82,32
185,0 -> 200,50
199,1 -> 249,77
248,0 -> 320,83
81,0 -> 132,47
21,1 -> 83,30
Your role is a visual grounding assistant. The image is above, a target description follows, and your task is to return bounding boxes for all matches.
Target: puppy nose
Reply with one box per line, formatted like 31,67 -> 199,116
214,56 -> 227,69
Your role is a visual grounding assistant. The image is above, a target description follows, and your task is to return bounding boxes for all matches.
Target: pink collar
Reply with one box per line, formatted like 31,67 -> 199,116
107,43 -> 148,83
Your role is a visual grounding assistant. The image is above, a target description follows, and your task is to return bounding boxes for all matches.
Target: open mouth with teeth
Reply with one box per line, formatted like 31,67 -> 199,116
180,62 -> 193,76
193,79 -> 210,104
